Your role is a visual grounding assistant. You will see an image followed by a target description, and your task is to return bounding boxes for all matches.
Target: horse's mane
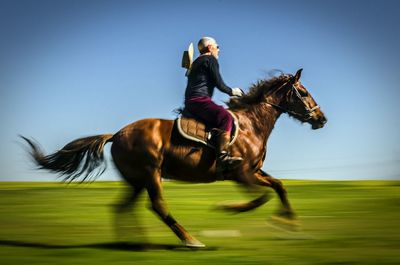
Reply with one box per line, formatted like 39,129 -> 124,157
228,74 -> 292,110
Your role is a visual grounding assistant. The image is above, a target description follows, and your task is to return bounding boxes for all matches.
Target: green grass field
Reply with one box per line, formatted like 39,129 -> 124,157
0,180 -> 399,265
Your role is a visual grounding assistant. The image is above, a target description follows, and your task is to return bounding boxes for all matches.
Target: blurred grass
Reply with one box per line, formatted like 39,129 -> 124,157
0,180 -> 399,265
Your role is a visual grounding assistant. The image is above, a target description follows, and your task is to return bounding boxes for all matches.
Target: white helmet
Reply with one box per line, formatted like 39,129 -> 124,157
198,36 -> 218,54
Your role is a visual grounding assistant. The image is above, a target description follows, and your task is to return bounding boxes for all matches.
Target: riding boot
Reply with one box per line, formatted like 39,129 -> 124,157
216,131 -> 243,172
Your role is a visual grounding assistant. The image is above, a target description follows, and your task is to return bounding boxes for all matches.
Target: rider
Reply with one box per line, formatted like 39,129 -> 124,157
184,36 -> 244,171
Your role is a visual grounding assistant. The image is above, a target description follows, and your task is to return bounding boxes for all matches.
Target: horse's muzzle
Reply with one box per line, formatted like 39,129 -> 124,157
311,115 -> 327,130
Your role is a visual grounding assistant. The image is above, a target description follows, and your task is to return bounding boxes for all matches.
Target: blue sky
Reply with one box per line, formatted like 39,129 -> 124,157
0,0 -> 399,181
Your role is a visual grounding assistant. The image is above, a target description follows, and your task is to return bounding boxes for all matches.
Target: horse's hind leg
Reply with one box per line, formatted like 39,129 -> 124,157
114,184 -> 144,213
113,183 -> 146,242
146,171 -> 205,248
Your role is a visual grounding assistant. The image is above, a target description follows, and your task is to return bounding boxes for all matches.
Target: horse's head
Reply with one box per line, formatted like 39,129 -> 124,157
279,69 -> 327,129
228,69 -> 327,129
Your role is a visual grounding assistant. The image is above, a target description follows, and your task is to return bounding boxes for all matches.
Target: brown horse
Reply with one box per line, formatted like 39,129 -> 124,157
22,69 -> 326,248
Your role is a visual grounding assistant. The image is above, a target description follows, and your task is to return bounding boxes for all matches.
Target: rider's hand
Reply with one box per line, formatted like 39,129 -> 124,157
232,87 -> 244,97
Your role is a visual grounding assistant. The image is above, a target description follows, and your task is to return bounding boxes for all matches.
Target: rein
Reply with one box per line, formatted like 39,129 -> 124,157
265,81 -> 320,121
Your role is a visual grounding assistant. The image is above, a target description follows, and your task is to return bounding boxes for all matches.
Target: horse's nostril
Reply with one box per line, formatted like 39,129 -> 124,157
321,117 -> 327,124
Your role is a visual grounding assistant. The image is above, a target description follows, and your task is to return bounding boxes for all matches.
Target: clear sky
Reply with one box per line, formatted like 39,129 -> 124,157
0,0 -> 399,181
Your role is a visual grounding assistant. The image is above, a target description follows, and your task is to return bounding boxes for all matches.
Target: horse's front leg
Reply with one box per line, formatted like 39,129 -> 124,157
215,168 -> 271,213
255,169 -> 296,220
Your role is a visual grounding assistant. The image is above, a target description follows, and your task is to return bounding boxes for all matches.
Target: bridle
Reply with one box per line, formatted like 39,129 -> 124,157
265,80 -> 320,121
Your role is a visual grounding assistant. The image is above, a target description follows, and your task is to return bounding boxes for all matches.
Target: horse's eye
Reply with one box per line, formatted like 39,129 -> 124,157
299,90 -> 308,97
298,88 -> 308,97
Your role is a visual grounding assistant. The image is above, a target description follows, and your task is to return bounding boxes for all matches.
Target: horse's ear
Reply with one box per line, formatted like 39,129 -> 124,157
294,68 -> 303,82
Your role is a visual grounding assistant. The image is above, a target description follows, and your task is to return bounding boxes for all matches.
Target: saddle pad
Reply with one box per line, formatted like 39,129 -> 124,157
176,111 -> 239,147
177,117 -> 210,144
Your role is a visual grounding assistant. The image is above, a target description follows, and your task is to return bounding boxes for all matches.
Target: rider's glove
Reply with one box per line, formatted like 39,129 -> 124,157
231,87 -> 244,97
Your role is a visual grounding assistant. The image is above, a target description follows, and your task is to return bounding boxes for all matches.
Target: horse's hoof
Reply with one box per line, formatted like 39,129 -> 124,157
183,239 -> 206,248
270,215 -> 301,231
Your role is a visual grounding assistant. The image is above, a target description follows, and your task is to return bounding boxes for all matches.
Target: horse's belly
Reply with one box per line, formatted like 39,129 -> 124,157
162,147 -> 218,183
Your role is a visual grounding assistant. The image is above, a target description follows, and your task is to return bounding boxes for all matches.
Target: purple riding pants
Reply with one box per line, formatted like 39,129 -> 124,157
185,96 -> 233,132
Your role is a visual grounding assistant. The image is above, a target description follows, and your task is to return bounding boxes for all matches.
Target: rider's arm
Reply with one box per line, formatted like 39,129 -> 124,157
209,57 -> 233,96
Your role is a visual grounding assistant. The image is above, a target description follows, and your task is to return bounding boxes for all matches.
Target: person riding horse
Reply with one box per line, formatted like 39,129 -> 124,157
184,37 -> 244,172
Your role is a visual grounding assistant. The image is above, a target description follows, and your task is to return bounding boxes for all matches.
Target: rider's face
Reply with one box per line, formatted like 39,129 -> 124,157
208,44 -> 220,59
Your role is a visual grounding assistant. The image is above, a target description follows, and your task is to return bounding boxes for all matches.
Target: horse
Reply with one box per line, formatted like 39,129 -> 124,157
22,68 -> 327,248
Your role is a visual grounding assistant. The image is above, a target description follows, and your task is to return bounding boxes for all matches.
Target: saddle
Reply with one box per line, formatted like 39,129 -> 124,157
176,109 -> 239,148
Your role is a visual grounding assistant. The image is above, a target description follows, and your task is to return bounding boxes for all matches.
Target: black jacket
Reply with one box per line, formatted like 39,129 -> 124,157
185,55 -> 233,100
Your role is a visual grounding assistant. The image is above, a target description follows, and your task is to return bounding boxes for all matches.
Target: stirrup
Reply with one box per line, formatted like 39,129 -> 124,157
216,152 -> 243,172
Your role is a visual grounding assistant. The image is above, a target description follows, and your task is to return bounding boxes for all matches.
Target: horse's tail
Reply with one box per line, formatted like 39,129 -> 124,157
20,134 -> 114,182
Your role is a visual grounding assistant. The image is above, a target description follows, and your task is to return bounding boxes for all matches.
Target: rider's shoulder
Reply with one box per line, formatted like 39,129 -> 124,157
196,54 -> 214,61
194,55 -> 217,67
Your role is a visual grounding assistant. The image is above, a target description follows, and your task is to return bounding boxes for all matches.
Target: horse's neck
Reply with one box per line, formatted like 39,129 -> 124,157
245,93 -> 285,142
